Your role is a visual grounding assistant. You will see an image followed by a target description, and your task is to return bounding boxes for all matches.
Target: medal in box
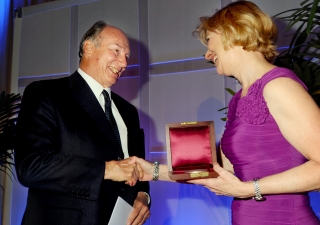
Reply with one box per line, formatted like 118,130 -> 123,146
165,121 -> 219,180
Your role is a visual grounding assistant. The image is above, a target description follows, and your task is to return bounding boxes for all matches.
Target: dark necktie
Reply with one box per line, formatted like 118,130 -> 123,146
102,90 -> 124,159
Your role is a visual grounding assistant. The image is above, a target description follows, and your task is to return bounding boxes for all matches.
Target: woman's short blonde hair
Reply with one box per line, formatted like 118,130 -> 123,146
193,1 -> 278,63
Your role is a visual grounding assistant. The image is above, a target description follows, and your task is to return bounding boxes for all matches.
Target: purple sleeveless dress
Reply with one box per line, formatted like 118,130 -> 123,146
221,67 -> 320,225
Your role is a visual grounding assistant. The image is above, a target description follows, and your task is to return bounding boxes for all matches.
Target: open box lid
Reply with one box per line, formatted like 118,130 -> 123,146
165,121 -> 219,180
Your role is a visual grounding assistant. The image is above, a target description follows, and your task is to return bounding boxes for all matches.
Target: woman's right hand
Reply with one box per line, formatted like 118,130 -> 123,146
129,156 -> 154,182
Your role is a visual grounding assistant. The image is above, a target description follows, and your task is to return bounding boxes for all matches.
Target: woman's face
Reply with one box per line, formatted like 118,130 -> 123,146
204,30 -> 233,76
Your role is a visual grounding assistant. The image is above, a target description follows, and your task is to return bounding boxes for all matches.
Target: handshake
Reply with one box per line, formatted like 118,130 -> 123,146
104,156 -> 250,200
104,156 -> 164,186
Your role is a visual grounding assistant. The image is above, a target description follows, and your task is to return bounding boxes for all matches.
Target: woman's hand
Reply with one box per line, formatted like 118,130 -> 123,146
127,156 -> 154,182
188,162 -> 253,198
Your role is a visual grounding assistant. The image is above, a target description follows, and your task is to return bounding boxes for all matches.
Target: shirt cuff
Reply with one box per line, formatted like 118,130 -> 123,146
143,192 -> 150,204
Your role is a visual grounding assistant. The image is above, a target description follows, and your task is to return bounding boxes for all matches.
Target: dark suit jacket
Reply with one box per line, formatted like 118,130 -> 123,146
15,71 -> 149,225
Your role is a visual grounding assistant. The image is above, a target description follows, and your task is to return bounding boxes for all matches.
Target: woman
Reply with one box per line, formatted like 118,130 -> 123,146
133,1 -> 320,224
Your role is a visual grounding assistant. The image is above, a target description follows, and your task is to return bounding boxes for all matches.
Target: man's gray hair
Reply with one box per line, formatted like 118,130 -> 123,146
78,21 -> 108,61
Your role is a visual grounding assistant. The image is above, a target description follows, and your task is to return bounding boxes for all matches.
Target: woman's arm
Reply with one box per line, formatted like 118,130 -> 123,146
189,77 -> 320,198
133,157 -> 173,182
256,77 -> 320,194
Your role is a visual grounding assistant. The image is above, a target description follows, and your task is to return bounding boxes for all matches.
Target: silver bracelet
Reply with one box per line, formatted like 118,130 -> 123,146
152,162 -> 159,181
253,177 -> 266,201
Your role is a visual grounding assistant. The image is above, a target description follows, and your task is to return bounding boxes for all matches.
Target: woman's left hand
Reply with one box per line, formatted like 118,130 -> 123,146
188,162 -> 252,198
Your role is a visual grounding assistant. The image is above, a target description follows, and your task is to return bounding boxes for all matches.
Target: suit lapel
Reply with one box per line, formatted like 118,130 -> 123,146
69,72 -> 120,150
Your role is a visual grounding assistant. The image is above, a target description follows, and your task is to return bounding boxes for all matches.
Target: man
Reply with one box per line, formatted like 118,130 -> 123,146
15,21 -> 150,225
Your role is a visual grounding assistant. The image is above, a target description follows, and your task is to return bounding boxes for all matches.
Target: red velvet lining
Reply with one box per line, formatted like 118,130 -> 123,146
169,126 -> 212,171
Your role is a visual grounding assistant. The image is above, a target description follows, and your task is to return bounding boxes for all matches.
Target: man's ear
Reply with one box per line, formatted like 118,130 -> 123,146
83,40 -> 92,57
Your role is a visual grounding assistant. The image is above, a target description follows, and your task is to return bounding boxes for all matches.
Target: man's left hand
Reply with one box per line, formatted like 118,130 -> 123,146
126,192 -> 150,225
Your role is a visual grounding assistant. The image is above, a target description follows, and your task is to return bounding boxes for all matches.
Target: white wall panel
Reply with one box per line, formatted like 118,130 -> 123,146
149,0 -> 221,63
112,77 -> 140,108
148,69 -> 226,156
19,8 -> 71,77
78,0 -> 139,39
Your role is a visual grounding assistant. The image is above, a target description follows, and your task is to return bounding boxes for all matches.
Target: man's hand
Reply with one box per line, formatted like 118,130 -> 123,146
104,157 -> 141,186
126,192 -> 150,225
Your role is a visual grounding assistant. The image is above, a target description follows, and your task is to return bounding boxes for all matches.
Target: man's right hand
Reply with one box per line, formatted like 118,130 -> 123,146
104,157 -> 141,186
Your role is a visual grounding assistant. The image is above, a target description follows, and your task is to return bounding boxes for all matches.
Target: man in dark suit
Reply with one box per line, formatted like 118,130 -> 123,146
15,21 -> 150,225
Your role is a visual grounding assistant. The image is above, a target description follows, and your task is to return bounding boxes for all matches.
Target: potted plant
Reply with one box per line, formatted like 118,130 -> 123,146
0,91 -> 21,180
273,0 -> 320,106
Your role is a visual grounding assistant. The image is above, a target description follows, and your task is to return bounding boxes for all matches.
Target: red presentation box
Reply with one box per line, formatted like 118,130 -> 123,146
165,121 -> 219,180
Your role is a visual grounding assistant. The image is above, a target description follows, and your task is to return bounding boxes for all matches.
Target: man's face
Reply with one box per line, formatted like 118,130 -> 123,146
84,26 -> 130,88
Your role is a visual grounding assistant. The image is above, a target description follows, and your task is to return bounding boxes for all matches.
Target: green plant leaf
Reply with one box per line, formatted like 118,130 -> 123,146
217,107 -> 228,112
307,0 -> 319,35
0,91 -> 21,179
225,88 -> 236,96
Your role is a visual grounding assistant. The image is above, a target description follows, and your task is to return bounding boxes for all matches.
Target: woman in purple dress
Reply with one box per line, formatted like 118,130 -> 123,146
187,1 -> 320,224
132,1 -> 320,224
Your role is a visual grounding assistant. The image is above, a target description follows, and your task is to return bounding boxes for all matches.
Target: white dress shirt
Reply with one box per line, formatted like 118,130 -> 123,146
78,68 -> 129,158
